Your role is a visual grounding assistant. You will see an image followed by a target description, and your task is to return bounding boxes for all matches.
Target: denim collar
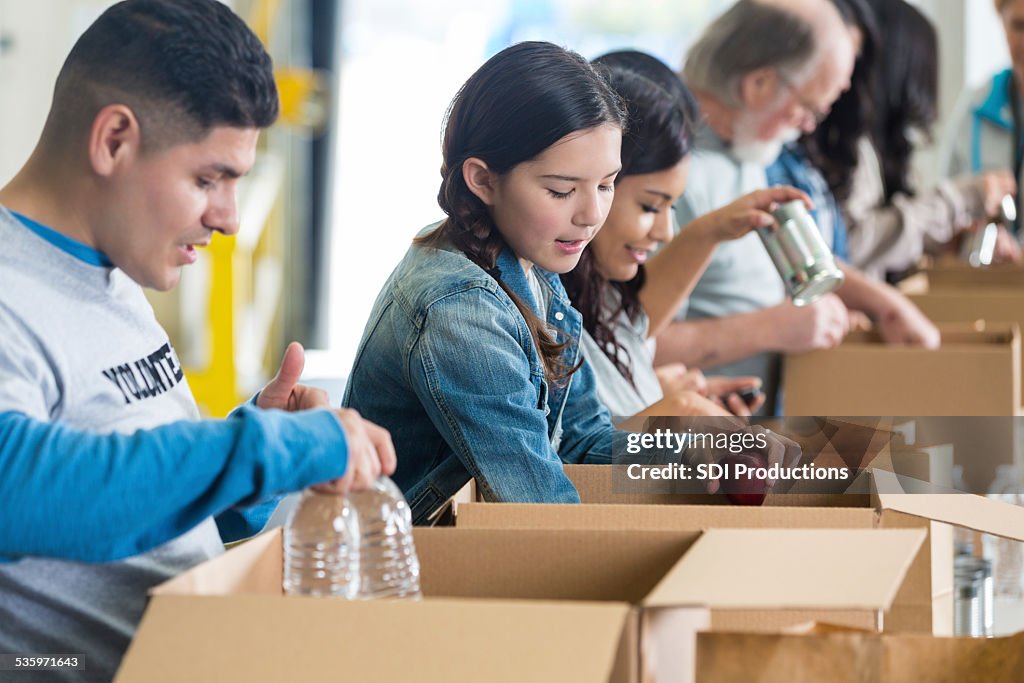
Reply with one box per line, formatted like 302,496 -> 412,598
771,143 -> 805,174
490,241 -> 566,312
490,241 -> 582,349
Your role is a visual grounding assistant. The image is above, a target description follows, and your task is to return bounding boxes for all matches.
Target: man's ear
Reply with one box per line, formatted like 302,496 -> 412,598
739,67 -> 781,109
462,157 -> 498,206
88,104 -> 141,177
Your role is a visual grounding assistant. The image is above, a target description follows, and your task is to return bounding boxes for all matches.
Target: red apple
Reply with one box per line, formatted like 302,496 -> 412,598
719,451 -> 769,506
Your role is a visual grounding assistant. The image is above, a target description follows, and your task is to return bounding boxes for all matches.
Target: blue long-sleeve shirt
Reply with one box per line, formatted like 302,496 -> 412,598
0,406 -> 346,563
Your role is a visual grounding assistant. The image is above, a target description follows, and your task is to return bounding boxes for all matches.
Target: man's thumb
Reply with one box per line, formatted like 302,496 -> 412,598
267,342 -> 305,394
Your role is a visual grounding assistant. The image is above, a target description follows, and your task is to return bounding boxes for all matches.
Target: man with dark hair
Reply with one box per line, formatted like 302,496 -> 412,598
0,1 -> 393,680
44,0 -> 279,148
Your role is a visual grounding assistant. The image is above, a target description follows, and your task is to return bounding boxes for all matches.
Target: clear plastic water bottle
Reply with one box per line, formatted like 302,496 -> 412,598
983,465 -> 1024,599
348,476 -> 422,600
283,489 -> 360,598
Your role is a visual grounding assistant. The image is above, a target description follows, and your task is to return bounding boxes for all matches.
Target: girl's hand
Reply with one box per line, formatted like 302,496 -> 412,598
655,363 -> 708,396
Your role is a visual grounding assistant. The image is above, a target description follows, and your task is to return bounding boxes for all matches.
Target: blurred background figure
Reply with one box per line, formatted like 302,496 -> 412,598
656,0 -> 855,416
941,0 -> 1024,246
834,0 -> 1018,282
767,0 -> 940,349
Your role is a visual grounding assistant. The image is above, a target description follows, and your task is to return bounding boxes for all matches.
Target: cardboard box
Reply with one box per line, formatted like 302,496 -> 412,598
115,525 -> 924,683
782,321 -> 1015,491
696,623 -> 1024,682
115,528 -> 649,683
922,261 -> 1024,290
902,294 -> 1024,486
871,441 -> 954,490
417,526 -> 923,634
449,466 -> 1024,636
909,290 -> 1024,406
782,325 -> 1021,416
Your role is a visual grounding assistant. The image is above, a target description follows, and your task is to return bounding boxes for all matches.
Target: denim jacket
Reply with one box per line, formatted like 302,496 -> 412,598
343,227 -> 622,523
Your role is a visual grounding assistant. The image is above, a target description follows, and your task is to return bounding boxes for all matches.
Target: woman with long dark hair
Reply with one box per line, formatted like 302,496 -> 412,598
561,51 -> 807,419
343,42 -> 800,520
767,0 -> 940,348
840,0 -> 1016,279
805,0 -> 878,213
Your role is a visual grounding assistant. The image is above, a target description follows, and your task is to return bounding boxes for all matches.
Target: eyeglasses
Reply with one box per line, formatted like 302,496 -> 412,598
779,75 -> 829,126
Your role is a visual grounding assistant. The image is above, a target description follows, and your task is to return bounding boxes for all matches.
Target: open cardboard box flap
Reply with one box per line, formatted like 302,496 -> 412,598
870,468 -> 1024,542
643,528 -> 925,611
415,527 -> 699,603
923,260 -> 1024,290
455,499 -> 879,531
154,526 -> 281,596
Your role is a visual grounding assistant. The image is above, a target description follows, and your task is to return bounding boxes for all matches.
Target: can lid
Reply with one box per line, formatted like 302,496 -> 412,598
790,268 -> 844,306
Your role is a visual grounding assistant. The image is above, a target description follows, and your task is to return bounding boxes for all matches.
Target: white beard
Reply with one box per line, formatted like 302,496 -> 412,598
731,124 -> 802,167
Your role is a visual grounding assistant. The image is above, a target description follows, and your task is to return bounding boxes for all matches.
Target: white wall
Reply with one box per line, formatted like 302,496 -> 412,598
908,0 -> 1008,186
965,0 -> 1011,89
0,1 -> 114,185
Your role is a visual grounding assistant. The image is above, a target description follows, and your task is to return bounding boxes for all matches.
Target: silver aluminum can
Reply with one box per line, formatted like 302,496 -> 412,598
961,222 -> 999,267
963,194 -> 1015,267
954,554 -> 993,637
757,200 -> 844,306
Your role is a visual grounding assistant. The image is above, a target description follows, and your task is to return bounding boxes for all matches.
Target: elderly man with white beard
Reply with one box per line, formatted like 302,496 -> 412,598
656,0 -> 938,415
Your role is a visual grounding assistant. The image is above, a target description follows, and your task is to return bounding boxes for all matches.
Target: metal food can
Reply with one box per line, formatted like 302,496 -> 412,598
954,553 -> 994,637
961,222 -> 999,267
963,194 -> 1016,267
757,200 -> 844,306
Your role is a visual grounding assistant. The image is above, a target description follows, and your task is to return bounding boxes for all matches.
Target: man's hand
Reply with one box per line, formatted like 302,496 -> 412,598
257,341 -> 331,412
258,343 -> 398,493
770,294 -> 850,353
313,409 -> 397,494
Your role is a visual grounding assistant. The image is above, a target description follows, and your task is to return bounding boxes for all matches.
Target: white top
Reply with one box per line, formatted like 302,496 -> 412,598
579,288 -> 663,418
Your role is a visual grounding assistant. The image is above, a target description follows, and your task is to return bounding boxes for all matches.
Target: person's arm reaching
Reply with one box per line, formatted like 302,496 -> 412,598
653,294 -> 850,369
217,341 -> 352,541
833,261 -> 940,348
0,406 -> 350,563
642,186 -> 811,337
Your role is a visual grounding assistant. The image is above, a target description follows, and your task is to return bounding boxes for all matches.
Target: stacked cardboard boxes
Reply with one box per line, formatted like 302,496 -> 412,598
782,324 -> 1021,493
